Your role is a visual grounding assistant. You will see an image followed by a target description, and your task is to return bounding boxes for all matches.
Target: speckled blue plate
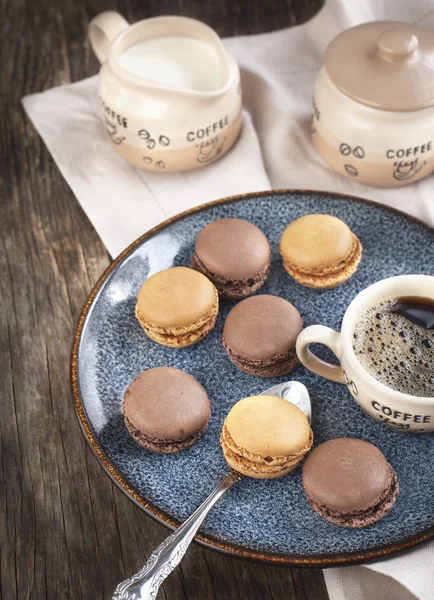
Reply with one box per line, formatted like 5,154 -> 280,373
72,190 -> 434,567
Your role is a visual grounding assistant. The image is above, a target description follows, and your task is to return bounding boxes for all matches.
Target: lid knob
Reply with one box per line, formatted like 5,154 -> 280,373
377,28 -> 419,60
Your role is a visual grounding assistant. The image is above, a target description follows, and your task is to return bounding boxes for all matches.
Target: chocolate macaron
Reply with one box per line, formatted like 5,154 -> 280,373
123,367 -> 211,453
223,295 -> 303,377
302,438 -> 399,527
136,267 -> 218,347
279,214 -> 362,289
191,218 -> 271,299
221,395 -> 313,478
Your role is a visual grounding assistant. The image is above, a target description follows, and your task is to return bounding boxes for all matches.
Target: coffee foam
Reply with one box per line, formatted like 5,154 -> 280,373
353,299 -> 434,397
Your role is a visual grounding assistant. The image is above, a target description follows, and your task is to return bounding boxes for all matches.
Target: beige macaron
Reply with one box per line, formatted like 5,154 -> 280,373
135,267 -> 219,347
279,214 -> 362,289
220,395 -> 313,479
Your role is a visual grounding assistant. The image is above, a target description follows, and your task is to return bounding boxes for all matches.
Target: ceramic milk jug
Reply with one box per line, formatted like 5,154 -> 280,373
312,21 -> 434,187
89,12 -> 242,172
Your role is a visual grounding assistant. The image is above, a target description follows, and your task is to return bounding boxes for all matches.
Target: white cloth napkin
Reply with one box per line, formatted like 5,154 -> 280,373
23,0 -> 434,598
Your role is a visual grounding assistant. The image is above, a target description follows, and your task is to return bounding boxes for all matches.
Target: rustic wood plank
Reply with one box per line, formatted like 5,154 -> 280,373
265,565 -> 300,600
298,568 -> 331,599
0,0 -> 328,598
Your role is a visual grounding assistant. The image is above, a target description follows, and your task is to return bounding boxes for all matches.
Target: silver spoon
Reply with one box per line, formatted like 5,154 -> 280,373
113,381 -> 312,600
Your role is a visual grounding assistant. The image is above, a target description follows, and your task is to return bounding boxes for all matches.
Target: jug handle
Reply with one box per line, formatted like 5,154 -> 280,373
88,11 -> 129,64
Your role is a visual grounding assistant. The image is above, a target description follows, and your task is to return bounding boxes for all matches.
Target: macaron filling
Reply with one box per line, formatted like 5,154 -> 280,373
221,424 -> 313,477
282,235 -> 362,280
222,336 -> 299,377
305,468 -> 399,528
124,414 -> 208,453
136,298 -> 218,347
192,252 -> 270,299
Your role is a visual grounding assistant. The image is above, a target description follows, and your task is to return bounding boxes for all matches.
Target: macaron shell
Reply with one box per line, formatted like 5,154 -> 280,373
224,395 -> 311,457
125,416 -> 208,454
136,300 -> 218,348
136,267 -> 217,328
306,469 -> 399,527
222,446 -> 305,479
194,218 -> 271,280
191,252 -> 270,299
221,422 -> 313,478
224,345 -> 299,378
280,214 -> 355,271
123,367 -> 210,441
223,295 -> 303,361
283,236 -> 362,289
302,438 -> 393,513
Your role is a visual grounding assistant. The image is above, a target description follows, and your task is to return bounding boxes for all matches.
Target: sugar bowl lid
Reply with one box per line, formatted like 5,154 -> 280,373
324,21 -> 434,111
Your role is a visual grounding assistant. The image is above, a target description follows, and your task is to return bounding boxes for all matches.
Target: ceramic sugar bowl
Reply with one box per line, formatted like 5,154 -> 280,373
311,21 -> 434,187
88,12 -> 242,172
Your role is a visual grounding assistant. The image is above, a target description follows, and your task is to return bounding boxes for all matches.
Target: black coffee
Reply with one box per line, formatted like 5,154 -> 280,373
391,297 -> 434,329
353,297 -> 434,397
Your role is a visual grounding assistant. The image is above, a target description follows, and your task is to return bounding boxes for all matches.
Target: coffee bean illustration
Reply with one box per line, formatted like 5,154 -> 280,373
147,139 -> 156,149
339,143 -> 352,156
382,418 -> 410,430
344,164 -> 358,177
353,146 -> 365,159
350,381 -> 358,396
138,129 -> 150,140
142,156 -> 153,164
155,160 -> 165,169
311,98 -> 320,121
159,135 -> 170,147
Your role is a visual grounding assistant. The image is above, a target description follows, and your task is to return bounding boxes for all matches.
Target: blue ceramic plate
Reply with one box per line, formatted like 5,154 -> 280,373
72,191 -> 434,567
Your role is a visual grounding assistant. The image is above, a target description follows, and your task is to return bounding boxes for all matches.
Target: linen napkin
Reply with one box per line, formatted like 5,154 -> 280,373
23,0 -> 434,598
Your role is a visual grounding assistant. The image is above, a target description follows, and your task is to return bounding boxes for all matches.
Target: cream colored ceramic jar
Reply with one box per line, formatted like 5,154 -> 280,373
89,12 -> 242,172
311,21 -> 434,187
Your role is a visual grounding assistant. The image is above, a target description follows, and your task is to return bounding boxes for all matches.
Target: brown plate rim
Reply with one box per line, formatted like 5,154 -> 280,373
71,188 -> 434,568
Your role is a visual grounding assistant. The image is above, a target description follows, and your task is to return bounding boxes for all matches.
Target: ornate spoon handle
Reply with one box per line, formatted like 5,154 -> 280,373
112,469 -> 242,600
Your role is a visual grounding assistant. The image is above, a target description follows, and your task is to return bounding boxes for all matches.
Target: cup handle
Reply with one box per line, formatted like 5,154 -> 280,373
296,325 -> 345,384
88,11 -> 129,64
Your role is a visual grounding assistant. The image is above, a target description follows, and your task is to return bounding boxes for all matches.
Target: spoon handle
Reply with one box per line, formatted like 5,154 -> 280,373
112,469 -> 242,600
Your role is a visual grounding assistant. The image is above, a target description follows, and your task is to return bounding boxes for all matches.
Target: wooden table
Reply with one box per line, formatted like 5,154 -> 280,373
1,0 -> 329,598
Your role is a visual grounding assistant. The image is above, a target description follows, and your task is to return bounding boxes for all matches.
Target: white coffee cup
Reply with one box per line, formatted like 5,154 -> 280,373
296,275 -> 434,433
